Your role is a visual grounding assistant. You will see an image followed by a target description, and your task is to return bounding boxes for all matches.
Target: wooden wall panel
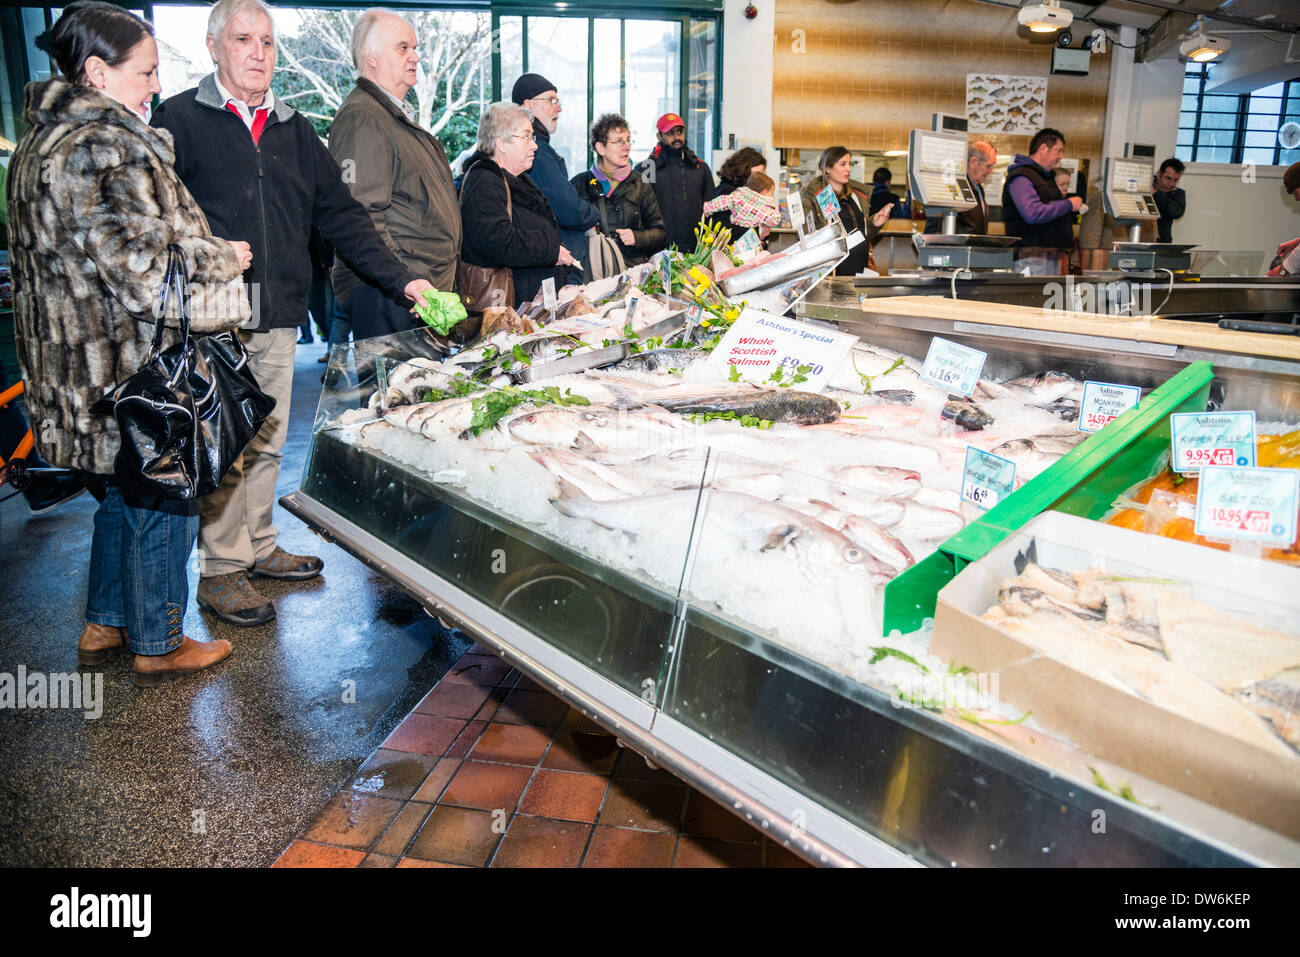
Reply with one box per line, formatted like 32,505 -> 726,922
772,0 -> 1112,174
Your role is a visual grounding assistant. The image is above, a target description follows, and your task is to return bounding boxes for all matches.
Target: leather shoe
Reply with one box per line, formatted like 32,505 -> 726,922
77,622 -> 126,665
133,636 -> 233,687
197,571 -> 276,626
250,546 -> 324,582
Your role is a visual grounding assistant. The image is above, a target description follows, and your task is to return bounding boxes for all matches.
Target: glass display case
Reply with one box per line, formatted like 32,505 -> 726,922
284,324 -> 1300,867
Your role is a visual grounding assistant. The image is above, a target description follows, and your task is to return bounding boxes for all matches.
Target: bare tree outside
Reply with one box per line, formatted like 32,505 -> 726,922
276,8 -> 491,163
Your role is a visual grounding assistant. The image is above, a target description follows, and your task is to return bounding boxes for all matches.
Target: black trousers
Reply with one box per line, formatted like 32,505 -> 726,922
340,283 -> 418,342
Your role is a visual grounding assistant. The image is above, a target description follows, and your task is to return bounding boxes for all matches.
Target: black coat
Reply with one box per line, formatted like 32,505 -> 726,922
458,152 -> 563,307
151,75 -> 415,333
570,168 -> 667,266
636,144 -> 714,252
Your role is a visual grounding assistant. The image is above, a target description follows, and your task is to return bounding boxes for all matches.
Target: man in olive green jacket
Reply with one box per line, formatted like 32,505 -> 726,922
329,9 -> 461,340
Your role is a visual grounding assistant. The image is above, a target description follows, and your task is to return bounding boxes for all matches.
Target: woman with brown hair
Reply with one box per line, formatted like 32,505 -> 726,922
7,1 -> 250,684
799,145 -> 893,276
708,146 -> 767,238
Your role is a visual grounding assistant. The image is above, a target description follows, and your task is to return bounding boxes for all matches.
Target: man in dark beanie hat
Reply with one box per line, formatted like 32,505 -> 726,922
1268,160 -> 1300,275
512,73 -> 598,281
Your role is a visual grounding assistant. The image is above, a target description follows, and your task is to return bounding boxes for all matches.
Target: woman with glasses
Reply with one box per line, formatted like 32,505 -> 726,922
570,113 -> 666,267
459,101 -> 577,307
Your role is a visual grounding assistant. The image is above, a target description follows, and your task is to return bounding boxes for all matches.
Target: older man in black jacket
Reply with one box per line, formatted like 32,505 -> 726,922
152,0 -> 433,626
636,113 -> 713,253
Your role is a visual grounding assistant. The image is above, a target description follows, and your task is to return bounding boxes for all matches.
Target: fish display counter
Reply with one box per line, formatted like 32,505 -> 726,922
281,292 -> 1300,867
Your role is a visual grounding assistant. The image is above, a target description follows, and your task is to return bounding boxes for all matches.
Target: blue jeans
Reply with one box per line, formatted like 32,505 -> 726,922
85,487 -> 199,656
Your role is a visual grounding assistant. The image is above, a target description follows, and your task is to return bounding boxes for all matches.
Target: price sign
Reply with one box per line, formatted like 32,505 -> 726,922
659,253 -> 671,293
815,185 -> 841,220
962,446 -> 1016,511
921,337 -> 987,397
541,277 -> 557,311
1171,411 -> 1256,473
686,303 -> 704,326
706,307 -> 857,392
1195,465 -> 1300,546
786,191 -> 806,234
1078,381 -> 1141,433
845,229 -> 865,250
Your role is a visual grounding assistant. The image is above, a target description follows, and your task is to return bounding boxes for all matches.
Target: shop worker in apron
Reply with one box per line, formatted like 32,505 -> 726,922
152,0 -> 434,626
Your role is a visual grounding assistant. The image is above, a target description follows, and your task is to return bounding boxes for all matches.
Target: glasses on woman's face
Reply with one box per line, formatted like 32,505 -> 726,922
507,131 -> 536,143
603,134 -> 632,147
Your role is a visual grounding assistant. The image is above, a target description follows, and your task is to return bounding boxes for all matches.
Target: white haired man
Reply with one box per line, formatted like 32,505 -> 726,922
330,8 -> 462,341
152,0 -> 435,625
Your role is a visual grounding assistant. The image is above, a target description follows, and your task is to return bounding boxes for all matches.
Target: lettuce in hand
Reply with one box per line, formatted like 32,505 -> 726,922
413,289 -> 468,335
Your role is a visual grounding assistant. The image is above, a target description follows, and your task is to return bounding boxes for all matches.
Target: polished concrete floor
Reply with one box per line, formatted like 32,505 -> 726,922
0,347 -> 470,866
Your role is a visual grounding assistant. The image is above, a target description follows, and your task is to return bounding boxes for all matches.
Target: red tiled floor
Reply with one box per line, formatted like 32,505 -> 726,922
674,835 -> 764,868
681,792 -> 763,844
444,720 -> 489,760
382,713 -> 467,756
347,749 -> 440,801
406,805 -> 502,867
473,686 -> 510,722
396,857 -> 468,868
513,675 -> 546,693
273,841 -> 366,868
560,709 -> 607,735
494,689 -> 569,727
372,801 -> 433,857
518,769 -> 609,822
582,826 -> 676,868
469,722 -> 554,766
542,731 -> 620,774
359,853 -> 397,868
414,682 -> 492,720
764,841 -> 815,868
491,816 -> 590,868
599,779 -> 686,833
301,792 -> 404,849
443,653 -> 512,687
440,761 -> 533,812
411,759 -> 460,803
614,748 -> 681,784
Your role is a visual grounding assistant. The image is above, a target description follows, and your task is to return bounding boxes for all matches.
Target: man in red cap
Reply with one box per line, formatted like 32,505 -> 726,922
636,112 -> 714,252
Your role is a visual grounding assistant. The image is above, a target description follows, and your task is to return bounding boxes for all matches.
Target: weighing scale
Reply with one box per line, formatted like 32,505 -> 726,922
1101,156 -> 1197,272
908,127 -> 1018,271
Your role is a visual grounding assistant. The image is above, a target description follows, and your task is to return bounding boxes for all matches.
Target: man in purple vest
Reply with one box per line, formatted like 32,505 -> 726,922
1001,128 -> 1082,250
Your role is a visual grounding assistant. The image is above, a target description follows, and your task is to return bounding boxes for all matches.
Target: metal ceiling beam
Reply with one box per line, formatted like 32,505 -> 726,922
1116,0 -> 1300,32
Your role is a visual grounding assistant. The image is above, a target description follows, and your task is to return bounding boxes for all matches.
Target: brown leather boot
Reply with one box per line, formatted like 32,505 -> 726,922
132,636 -> 233,688
78,623 -> 126,665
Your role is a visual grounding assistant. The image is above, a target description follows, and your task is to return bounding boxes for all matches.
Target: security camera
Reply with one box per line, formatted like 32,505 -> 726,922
1057,30 -> 1073,48
1084,28 -> 1107,55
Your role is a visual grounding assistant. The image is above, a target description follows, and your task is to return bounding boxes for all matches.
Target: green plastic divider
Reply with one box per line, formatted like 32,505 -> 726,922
882,360 -> 1215,635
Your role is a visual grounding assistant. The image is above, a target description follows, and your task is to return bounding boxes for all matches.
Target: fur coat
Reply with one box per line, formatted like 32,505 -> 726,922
5,78 -> 248,474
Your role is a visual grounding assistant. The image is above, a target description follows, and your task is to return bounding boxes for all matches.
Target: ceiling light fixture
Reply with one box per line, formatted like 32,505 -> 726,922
1179,29 -> 1230,62
1018,0 -> 1073,34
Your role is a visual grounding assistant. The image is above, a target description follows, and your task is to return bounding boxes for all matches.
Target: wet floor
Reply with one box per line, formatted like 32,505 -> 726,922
0,347 -> 469,866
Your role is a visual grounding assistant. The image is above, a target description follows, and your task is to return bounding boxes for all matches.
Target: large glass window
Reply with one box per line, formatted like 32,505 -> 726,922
494,11 -> 718,171
526,16 -> 590,174
1178,63 -> 1300,166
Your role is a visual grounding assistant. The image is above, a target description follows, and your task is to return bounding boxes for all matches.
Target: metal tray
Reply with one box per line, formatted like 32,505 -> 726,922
513,309 -> 687,383
720,237 -> 848,296
1112,241 -> 1199,254
913,233 -> 1020,247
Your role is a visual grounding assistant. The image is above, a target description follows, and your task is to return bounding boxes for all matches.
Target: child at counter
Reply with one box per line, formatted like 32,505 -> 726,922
703,170 -> 781,238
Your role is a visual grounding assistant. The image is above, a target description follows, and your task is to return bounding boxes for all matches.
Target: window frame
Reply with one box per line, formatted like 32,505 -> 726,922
1178,62 -> 1300,166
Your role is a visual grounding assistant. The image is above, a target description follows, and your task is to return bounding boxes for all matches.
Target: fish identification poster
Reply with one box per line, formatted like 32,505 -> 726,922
966,74 -> 1047,135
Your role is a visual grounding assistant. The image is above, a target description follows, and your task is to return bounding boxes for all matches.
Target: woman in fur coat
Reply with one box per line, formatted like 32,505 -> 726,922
6,2 -> 250,685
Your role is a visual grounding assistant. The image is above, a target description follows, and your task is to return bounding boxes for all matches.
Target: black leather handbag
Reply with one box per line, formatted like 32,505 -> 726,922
92,244 -> 275,500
